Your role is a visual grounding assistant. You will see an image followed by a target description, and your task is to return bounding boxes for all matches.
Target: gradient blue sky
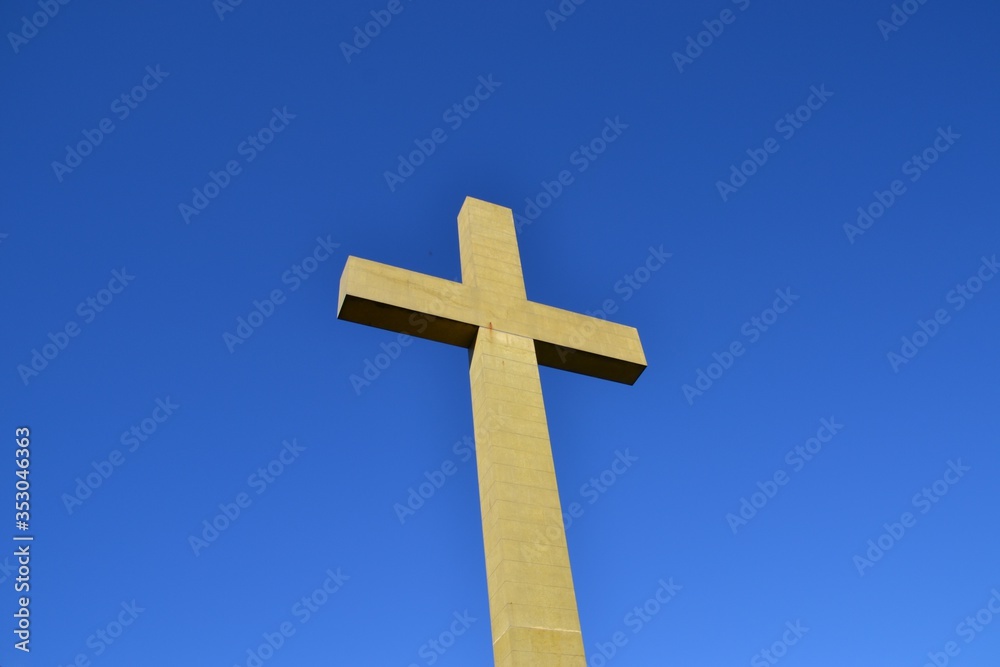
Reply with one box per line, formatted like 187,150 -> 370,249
3,1 -> 999,666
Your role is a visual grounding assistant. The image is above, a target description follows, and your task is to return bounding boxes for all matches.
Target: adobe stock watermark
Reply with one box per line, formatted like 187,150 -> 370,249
726,417 -> 844,535
514,116 -> 629,233
750,620 -> 809,667
188,438 -> 306,556
405,610 -> 476,667
878,0 -> 931,41
852,459 -> 970,576
0,558 -> 15,585
886,254 -> 997,373
339,0 -> 413,62
348,274 -> 459,395
681,288 -> 799,405
716,85 -> 833,202
672,0 -> 752,73
588,578 -> 682,666
843,127 -> 960,244
56,600 -> 145,665
51,66 -> 170,182
178,106 -> 296,224
349,331 -> 416,395
919,588 -> 1000,667
61,397 -> 180,515
213,0 -> 246,21
7,0 -> 72,54
520,449 -> 639,561
222,236 -> 340,353
552,244 -> 671,364
232,567 -> 349,667
544,0 -> 587,31
384,75 -> 501,192
393,434 -> 474,524
17,268 -> 135,386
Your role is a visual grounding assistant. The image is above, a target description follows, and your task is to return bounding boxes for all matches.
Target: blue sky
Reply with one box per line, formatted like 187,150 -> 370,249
3,1 -> 999,665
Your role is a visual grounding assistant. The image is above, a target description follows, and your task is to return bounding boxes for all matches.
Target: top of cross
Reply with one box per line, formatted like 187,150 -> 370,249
338,196 -> 646,384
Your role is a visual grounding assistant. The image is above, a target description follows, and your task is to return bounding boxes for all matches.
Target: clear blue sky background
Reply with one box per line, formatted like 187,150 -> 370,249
2,1 -> 999,665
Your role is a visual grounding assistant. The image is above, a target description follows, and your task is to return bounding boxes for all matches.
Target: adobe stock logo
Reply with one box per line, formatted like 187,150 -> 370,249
920,588 -> 1000,667
843,127 -> 960,244
544,0 -> 587,31
393,435 -> 474,524
383,75 -> 502,192
349,332 -> 416,395
552,244 -> 670,365
716,85 -> 833,202
514,116 -> 628,233
519,449 -> 639,562
726,418 -> 844,535
682,288 -> 799,404
339,0 -> 413,62
17,268 -> 135,386
588,578 -> 682,666
348,273 -> 460,394
750,621 -> 809,667
222,236 -> 339,353
213,0 -> 247,21
852,459 -> 970,576
886,254 -> 996,372
178,107 -> 296,224
187,439 -> 306,556
51,66 -> 170,182
56,600 -> 145,665
232,567 -> 349,667
877,0 -> 931,41
7,0 -> 72,54
61,397 -> 179,515
405,611 -> 477,667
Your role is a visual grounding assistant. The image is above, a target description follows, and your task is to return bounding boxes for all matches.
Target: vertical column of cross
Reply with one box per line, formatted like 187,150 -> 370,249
457,197 -> 527,301
470,327 -> 587,667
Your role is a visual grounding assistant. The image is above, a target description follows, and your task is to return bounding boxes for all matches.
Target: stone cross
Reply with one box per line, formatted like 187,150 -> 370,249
338,196 -> 645,667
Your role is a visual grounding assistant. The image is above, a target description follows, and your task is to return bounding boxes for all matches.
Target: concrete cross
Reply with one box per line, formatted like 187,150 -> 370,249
338,196 -> 646,667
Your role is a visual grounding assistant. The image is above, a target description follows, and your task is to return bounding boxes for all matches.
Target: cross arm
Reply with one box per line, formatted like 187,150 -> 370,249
338,256 -> 647,384
518,301 -> 647,385
338,256 -> 481,347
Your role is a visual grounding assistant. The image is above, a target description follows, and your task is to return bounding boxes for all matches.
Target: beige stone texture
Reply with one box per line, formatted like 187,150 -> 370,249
337,196 -> 645,667
471,328 -> 586,666
338,198 -> 646,385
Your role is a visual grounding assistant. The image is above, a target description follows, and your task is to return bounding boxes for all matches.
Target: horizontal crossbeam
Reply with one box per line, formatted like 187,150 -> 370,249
338,256 -> 646,384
